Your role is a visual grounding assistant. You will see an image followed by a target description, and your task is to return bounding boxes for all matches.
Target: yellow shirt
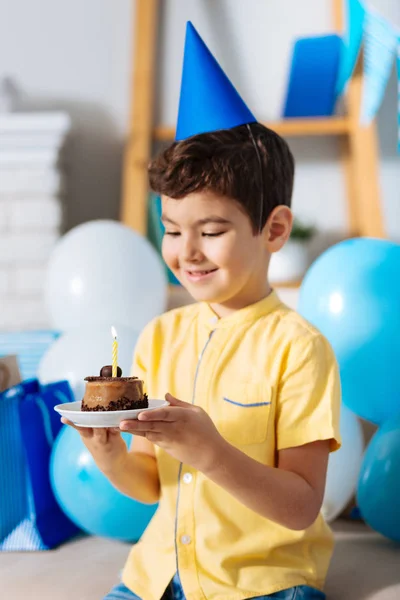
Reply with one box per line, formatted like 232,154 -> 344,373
122,291 -> 341,600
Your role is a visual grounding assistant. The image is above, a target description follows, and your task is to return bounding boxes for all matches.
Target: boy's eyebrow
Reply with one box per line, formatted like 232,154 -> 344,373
161,215 -> 232,226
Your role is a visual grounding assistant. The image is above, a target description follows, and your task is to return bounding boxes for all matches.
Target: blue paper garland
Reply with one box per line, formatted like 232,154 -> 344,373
336,0 -> 366,96
360,9 -> 398,125
397,39 -> 400,152
337,0 -> 400,152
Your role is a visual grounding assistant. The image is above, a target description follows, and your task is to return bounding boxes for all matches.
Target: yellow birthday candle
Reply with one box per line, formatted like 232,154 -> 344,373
111,326 -> 118,377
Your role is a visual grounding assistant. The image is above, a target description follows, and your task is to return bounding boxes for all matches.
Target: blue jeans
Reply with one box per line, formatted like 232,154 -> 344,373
104,573 -> 326,600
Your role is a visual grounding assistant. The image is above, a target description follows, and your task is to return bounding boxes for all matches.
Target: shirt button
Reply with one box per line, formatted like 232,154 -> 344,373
210,316 -> 218,325
180,535 -> 191,545
183,472 -> 192,484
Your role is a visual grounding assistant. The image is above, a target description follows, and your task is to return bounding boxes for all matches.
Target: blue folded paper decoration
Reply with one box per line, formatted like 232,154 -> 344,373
397,39 -> 400,153
0,379 -> 80,551
360,9 -> 398,125
147,193 -> 180,285
336,0 -> 366,96
0,330 -> 60,381
176,21 -> 256,141
283,34 -> 342,118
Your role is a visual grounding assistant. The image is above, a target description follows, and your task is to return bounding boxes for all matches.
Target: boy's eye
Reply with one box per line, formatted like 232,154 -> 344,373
164,231 -> 224,237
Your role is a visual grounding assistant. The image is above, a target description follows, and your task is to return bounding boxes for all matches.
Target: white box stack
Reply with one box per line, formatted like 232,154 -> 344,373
0,112 -> 71,330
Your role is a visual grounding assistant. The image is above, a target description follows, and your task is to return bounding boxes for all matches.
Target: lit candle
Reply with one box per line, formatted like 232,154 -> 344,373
111,326 -> 118,377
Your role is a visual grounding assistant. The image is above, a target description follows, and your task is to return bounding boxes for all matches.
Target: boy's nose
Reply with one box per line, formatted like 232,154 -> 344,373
181,237 -> 203,262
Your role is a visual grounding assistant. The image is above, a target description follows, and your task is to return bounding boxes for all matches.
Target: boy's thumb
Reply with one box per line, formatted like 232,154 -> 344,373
165,393 -> 190,408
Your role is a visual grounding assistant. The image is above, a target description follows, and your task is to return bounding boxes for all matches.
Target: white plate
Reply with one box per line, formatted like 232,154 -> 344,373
54,399 -> 168,428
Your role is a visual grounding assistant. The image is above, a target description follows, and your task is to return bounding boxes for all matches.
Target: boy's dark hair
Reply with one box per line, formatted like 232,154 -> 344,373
148,123 -> 295,233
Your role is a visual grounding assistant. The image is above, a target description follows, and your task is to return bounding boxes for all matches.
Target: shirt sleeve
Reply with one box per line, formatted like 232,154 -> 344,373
276,332 -> 341,453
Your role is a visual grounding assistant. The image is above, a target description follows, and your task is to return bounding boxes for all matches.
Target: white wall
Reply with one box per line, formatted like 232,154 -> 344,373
0,0 -> 398,237
0,0 -> 133,230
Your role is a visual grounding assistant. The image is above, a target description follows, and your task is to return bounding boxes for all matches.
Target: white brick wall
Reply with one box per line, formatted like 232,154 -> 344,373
9,197 -> 62,230
0,232 -> 59,264
0,198 -> 9,231
0,295 -> 50,330
0,268 -> 12,294
0,112 -> 70,331
15,266 -> 48,295
0,225 -> 60,329
0,191 -> 64,331
0,220 -> 61,329
0,169 -> 62,195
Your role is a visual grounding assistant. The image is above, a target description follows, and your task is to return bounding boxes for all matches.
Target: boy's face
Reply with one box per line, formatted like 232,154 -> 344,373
161,191 -> 292,315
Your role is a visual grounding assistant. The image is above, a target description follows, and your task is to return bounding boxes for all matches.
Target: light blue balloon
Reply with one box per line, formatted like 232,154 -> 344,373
322,404 -> 364,523
357,414 -> 400,543
298,238 -> 400,425
50,426 -> 158,542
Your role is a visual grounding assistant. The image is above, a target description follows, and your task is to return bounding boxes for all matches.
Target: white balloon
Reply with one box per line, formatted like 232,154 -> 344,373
45,219 -> 168,332
322,405 -> 364,523
38,324 -> 140,402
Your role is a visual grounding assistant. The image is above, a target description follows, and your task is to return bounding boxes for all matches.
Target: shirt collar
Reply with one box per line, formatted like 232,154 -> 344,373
198,290 -> 282,332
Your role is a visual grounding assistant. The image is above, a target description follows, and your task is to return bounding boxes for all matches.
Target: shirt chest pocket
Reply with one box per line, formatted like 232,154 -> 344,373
216,382 -> 273,446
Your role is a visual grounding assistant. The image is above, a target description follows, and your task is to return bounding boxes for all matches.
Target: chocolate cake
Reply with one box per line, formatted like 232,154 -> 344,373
81,365 -> 148,412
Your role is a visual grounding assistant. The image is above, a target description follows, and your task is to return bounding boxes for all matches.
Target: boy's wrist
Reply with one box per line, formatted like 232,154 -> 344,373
199,433 -> 232,477
99,448 -> 129,476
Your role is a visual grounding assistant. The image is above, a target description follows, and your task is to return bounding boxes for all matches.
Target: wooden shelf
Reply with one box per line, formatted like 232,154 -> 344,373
154,117 -> 350,142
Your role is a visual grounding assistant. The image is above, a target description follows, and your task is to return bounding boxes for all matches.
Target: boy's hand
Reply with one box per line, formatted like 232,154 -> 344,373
61,418 -> 129,475
120,393 -> 225,472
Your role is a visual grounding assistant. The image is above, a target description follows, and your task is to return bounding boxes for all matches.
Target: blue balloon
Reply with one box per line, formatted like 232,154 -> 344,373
298,238 -> 400,425
50,426 -> 158,542
357,413 -> 400,543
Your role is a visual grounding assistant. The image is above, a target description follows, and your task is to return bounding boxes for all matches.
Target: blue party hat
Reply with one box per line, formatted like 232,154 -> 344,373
176,22 -> 256,141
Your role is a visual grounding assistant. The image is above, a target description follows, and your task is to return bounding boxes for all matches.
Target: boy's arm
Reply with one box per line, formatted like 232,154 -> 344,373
98,319 -> 161,505
60,420 -> 161,504
203,437 -> 330,530
204,332 -> 340,529
131,433 -> 157,458
122,332 -> 340,527
102,435 -> 160,504
203,333 -> 339,529
121,396 -> 331,528
120,412 -> 329,526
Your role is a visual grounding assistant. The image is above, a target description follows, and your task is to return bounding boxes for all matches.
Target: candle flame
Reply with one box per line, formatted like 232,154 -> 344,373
111,326 -> 117,339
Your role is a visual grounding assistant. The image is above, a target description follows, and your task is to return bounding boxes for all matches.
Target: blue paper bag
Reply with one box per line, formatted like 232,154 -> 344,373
0,379 -> 80,551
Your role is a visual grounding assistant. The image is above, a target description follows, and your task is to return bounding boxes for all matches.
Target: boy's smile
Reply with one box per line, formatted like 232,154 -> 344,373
161,191 -> 292,317
184,268 -> 218,282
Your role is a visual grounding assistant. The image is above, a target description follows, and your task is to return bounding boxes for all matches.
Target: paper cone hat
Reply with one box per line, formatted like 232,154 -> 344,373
175,22 -> 256,141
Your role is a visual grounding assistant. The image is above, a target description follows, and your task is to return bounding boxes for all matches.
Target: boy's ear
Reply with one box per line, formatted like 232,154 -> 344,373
264,206 -> 293,252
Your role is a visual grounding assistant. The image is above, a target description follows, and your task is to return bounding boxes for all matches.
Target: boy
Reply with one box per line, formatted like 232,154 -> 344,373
63,23 -> 340,600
